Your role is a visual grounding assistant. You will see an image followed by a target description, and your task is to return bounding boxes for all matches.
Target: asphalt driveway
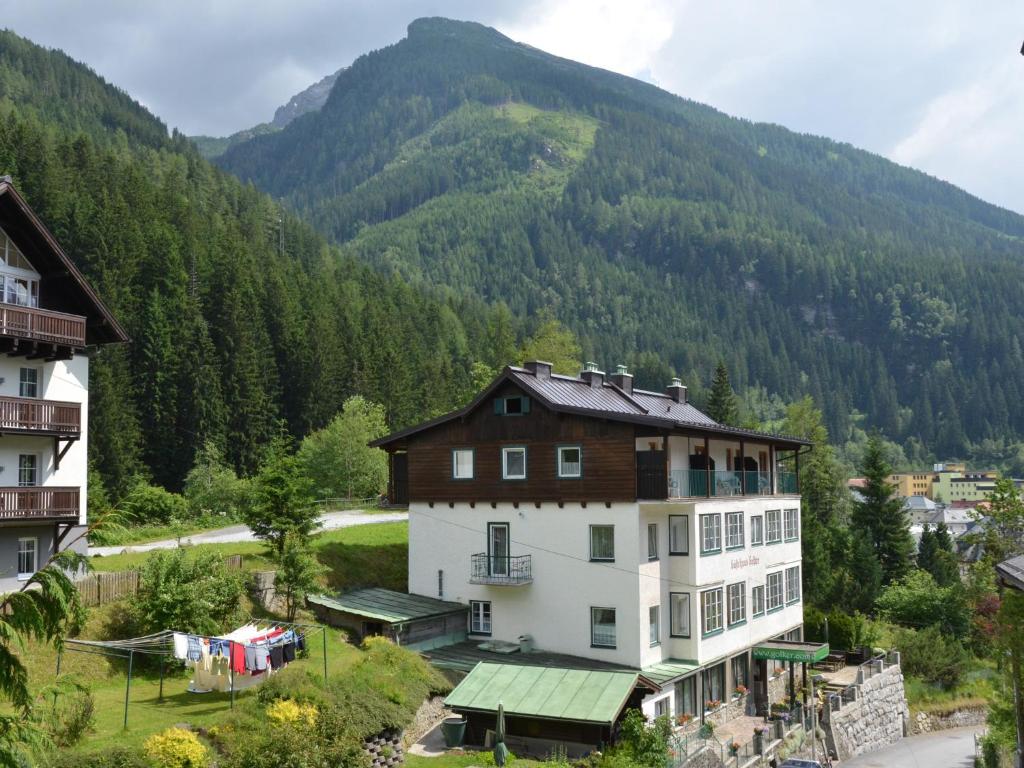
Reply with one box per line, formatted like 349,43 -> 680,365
840,726 -> 982,768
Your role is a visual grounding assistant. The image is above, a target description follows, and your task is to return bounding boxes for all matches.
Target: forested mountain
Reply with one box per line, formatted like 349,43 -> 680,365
218,18 -> 1024,461
0,29 -> 520,495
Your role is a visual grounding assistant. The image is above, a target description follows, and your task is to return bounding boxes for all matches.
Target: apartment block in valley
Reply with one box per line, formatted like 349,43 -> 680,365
374,361 -> 809,722
0,178 -> 126,592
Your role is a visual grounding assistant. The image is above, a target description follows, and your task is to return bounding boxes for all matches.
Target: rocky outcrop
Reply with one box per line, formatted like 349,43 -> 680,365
825,664 -> 909,761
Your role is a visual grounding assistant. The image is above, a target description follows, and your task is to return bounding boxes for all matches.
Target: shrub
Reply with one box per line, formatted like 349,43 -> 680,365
819,610 -> 879,651
613,709 -> 671,768
876,569 -> 971,635
296,396 -> 388,500
266,698 -> 318,726
46,689 -> 95,747
122,480 -> 187,525
183,442 -> 252,519
143,727 -> 209,768
895,625 -> 969,688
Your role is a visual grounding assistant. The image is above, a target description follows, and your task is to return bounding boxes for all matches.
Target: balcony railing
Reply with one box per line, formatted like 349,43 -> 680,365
470,553 -> 533,585
667,469 -> 796,499
0,304 -> 87,348
0,396 -> 81,435
778,472 -> 799,494
0,487 -> 80,521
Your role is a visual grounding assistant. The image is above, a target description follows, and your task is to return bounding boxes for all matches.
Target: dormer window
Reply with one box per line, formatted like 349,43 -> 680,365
494,395 -> 530,416
0,229 -> 39,308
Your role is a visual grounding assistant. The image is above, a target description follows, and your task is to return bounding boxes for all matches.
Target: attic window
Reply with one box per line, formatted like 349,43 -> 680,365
494,396 -> 530,416
0,229 -> 35,272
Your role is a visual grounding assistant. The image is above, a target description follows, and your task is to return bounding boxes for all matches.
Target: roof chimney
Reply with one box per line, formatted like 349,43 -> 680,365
580,362 -> 604,389
609,364 -> 633,395
666,377 -> 687,403
523,360 -> 552,378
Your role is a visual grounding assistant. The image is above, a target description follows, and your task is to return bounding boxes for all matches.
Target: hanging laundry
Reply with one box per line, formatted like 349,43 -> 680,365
282,642 -> 296,664
296,634 -> 306,653
253,646 -> 270,673
244,644 -> 258,672
173,632 -> 189,660
231,642 -> 246,675
186,635 -> 203,662
269,644 -> 284,670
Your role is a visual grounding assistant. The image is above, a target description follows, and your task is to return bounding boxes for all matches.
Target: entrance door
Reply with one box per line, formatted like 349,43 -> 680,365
752,658 -> 769,716
391,453 -> 408,505
636,450 -> 667,499
488,523 -> 509,576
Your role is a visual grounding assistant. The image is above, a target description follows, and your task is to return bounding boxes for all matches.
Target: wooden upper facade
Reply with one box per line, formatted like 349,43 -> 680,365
374,362 -> 810,505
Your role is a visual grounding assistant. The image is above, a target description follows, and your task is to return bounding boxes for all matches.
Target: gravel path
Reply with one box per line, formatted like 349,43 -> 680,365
89,509 -> 408,556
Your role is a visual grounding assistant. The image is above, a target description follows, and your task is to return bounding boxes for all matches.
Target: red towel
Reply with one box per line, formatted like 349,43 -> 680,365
230,641 -> 245,675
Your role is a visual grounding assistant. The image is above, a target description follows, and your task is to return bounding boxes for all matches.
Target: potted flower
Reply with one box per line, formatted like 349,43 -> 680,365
734,684 -> 748,698
753,725 -> 769,754
677,713 -> 694,728
773,712 -> 789,739
729,741 -> 740,756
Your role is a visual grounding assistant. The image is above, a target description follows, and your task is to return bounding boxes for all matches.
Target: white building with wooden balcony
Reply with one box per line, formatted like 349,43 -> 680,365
0,178 -> 127,592
373,361 -> 810,726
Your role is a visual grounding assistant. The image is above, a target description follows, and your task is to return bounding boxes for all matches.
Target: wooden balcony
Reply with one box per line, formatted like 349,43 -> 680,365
0,396 -> 80,436
0,304 -> 87,348
0,487 -> 80,522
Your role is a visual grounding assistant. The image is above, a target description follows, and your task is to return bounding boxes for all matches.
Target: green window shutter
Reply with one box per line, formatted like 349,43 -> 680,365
493,398 -> 504,415
522,396 -> 531,414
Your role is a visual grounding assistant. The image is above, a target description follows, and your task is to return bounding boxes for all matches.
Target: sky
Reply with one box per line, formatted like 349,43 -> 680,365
2,1 -> 1022,213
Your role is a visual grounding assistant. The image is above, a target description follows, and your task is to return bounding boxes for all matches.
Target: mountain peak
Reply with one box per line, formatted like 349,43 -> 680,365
406,17 -> 512,45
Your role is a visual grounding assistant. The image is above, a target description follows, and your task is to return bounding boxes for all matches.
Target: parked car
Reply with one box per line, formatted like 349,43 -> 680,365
779,760 -> 825,768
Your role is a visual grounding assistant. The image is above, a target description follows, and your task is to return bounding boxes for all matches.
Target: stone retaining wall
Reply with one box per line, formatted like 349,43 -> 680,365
825,664 -> 909,761
910,705 -> 987,734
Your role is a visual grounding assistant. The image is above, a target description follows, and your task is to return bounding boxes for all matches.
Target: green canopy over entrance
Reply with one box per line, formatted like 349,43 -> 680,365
752,640 -> 829,664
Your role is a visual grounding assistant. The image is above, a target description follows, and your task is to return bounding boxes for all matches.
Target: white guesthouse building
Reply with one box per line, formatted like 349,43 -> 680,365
0,178 -> 126,593
374,361 -> 808,722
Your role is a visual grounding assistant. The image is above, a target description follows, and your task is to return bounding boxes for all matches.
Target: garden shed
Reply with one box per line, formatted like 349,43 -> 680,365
306,588 -> 467,650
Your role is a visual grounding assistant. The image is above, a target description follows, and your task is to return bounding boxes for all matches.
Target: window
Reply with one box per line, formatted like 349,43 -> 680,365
766,510 -> 782,543
647,523 -> 658,561
590,525 -> 615,561
784,508 -> 800,541
19,368 -> 38,398
18,454 -> 37,487
452,449 -> 474,480
557,445 -> 582,478
2,275 -> 38,308
649,605 -> 660,646
669,515 -> 689,555
17,537 -> 37,580
701,588 -> 723,635
725,512 -> 744,549
670,592 -> 691,637
751,585 -> 765,616
727,582 -> 746,626
750,515 -> 764,546
678,676 -> 697,717
700,514 -> 721,554
703,662 -> 726,706
502,446 -> 527,480
767,571 -> 784,611
591,607 -> 616,648
654,698 -> 669,718
470,601 -> 492,634
489,523 -> 510,576
786,565 -> 801,604
494,395 -> 530,415
0,229 -> 35,271
731,654 -> 749,691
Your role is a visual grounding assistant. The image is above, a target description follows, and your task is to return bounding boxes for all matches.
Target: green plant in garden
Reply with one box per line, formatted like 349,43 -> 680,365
276,533 -> 327,621
297,396 -> 389,501
142,728 -> 209,768
246,437 -> 318,557
183,442 -> 252,519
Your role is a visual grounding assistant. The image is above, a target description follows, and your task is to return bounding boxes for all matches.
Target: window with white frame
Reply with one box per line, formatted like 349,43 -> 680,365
18,454 -> 37,487
19,368 -> 38,398
701,588 -> 723,635
649,605 -> 660,646
470,600 -> 492,634
751,585 -> 765,616
670,592 -> 690,637
669,515 -> 689,555
590,525 -> 615,561
17,537 -> 37,579
725,512 -> 744,549
501,446 -> 527,480
767,571 -> 784,611
750,515 -> 764,545
452,449 -> 474,479
784,508 -> 800,541
557,445 -> 582,478
786,565 -> 801,603
766,510 -> 782,543
591,607 -> 617,648
654,698 -> 669,718
700,514 -> 721,553
647,523 -> 658,561
727,582 -> 746,626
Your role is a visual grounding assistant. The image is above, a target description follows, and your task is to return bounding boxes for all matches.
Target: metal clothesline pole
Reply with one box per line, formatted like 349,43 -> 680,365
124,650 -> 134,730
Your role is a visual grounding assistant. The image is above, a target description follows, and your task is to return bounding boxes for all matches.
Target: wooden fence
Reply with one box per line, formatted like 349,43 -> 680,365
76,553 -> 244,608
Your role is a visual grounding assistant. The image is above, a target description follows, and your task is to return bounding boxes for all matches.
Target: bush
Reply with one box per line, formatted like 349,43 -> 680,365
122,480 -> 187,525
183,442 -> 252,519
46,746 -> 148,768
46,689 -> 95,747
143,727 -> 209,768
297,396 -> 388,500
876,569 -> 971,635
815,610 -> 879,651
895,625 -> 969,688
610,709 -> 670,768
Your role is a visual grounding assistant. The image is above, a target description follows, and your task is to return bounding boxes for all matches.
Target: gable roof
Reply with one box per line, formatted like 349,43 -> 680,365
372,364 -> 810,448
0,178 -> 128,345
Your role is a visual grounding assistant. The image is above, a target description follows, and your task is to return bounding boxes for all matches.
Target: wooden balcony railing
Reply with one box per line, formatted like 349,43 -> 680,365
0,396 -> 80,435
0,487 -> 80,521
0,304 -> 87,347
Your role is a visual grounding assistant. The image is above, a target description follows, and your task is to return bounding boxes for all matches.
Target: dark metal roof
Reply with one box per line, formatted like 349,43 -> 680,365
371,365 -> 811,448
996,554 -> 1024,591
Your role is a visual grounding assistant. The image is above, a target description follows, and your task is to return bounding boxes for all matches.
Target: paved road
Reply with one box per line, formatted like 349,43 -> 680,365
841,726 -> 981,768
89,510 -> 409,556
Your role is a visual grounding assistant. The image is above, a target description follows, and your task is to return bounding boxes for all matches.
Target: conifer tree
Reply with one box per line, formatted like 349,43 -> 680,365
706,361 -> 739,426
853,433 -> 915,585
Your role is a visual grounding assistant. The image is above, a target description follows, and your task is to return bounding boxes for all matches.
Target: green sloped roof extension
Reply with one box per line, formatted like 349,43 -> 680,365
307,588 -> 466,623
445,662 -> 642,725
641,658 -> 699,686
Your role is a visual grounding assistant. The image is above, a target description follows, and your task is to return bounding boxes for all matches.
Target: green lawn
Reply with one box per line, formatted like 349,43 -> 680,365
406,751 -> 547,768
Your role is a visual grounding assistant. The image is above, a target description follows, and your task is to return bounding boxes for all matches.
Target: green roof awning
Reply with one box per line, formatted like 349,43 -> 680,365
307,588 -> 466,624
445,662 -> 646,725
752,640 -> 829,664
641,658 -> 699,686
